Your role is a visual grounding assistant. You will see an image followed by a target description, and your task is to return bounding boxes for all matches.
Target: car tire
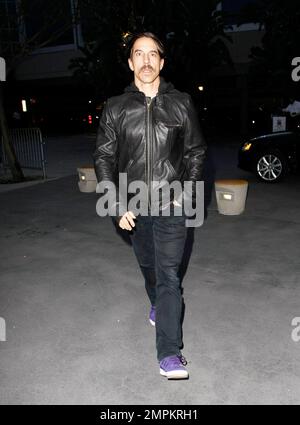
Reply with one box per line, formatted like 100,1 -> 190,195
255,150 -> 288,183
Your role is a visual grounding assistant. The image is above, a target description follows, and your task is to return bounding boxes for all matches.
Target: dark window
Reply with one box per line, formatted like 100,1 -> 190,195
0,0 -> 17,14
24,0 -> 74,47
222,0 -> 257,25
0,0 -> 18,42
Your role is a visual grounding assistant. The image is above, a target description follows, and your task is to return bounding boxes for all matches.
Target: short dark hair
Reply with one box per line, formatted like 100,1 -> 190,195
128,32 -> 165,59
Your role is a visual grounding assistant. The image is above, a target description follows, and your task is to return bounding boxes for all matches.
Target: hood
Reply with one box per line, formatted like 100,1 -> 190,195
124,76 -> 175,95
250,131 -> 294,142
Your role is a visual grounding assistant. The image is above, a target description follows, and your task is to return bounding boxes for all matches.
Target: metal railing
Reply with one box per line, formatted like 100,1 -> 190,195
1,128 -> 46,179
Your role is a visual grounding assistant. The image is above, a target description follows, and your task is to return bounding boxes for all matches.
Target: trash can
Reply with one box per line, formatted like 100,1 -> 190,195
77,166 -> 97,193
214,179 -> 248,215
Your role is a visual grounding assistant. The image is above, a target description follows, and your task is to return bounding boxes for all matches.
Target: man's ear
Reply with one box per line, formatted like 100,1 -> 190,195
159,58 -> 165,71
128,58 -> 134,71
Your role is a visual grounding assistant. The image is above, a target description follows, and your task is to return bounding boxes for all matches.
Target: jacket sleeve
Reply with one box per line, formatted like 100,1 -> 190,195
93,100 -> 126,221
182,95 -> 207,207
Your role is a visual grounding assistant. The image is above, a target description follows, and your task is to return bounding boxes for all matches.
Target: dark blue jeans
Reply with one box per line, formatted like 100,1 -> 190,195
130,211 -> 187,362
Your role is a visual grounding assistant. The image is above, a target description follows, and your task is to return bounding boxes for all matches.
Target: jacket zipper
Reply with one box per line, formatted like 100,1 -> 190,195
146,96 -> 152,210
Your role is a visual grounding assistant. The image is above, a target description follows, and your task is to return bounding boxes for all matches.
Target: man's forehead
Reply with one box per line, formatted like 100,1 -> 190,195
132,37 -> 159,53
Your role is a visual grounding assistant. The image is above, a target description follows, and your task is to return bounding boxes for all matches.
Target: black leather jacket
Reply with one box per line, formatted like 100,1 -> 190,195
94,77 -> 207,218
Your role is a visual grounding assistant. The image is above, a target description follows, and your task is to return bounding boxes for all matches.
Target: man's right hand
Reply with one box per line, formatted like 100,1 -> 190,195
119,211 -> 136,231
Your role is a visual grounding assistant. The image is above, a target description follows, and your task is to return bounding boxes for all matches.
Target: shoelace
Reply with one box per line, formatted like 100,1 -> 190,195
178,355 -> 187,366
161,355 -> 188,369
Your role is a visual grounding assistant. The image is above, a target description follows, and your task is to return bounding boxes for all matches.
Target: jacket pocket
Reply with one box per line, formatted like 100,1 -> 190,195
161,122 -> 182,128
163,123 -> 182,154
124,159 -> 134,173
165,159 -> 177,178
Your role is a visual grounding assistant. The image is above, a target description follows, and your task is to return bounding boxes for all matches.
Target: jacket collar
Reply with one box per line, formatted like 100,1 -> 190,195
124,76 -> 174,95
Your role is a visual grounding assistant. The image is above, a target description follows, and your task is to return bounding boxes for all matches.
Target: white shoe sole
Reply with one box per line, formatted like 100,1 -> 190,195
160,368 -> 189,379
149,318 -> 155,326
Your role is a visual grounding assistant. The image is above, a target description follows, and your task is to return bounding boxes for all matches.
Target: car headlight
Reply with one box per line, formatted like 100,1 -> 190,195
242,142 -> 252,151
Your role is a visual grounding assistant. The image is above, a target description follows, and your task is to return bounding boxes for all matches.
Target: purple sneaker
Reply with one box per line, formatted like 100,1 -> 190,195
149,306 -> 156,326
159,355 -> 189,379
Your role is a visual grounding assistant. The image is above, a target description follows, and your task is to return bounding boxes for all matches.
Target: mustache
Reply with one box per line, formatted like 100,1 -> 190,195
141,65 -> 154,71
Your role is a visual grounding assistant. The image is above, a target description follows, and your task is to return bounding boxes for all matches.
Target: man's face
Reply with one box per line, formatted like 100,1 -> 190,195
128,36 -> 164,84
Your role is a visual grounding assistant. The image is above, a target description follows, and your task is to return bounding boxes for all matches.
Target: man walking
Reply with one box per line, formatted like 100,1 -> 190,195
94,32 -> 206,379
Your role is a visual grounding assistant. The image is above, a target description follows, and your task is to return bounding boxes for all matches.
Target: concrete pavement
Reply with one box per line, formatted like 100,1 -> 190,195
0,136 -> 300,404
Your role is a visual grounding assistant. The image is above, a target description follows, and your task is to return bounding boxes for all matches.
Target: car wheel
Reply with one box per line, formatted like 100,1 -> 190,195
255,150 -> 287,183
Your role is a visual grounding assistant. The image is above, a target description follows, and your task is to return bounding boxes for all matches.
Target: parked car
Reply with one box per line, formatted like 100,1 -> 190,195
238,131 -> 300,182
